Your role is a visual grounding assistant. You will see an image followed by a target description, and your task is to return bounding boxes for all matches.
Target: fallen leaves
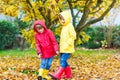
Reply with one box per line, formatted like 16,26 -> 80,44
0,53 -> 120,80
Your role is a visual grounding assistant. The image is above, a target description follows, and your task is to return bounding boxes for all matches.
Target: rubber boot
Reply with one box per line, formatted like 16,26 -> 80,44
43,69 -> 51,80
38,69 -> 44,80
50,67 -> 65,80
62,66 -> 72,78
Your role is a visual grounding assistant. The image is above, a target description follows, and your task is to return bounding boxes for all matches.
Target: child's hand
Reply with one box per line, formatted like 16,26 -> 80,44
56,51 -> 59,55
38,54 -> 41,59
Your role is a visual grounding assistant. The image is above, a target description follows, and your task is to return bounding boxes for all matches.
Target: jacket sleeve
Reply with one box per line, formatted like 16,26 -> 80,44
67,24 -> 76,45
35,35 -> 41,54
47,30 -> 59,51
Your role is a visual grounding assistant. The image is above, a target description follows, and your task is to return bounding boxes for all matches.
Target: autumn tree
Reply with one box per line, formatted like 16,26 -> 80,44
100,7 -> 120,48
0,0 -> 119,46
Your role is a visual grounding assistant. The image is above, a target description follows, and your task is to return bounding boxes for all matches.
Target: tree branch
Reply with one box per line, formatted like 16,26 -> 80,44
45,8 -> 52,27
79,0 -> 116,32
75,0 -> 91,32
38,7 -> 46,20
67,0 -> 75,26
74,11 -> 80,19
90,7 -> 101,14
72,0 -> 83,3
26,0 -> 37,20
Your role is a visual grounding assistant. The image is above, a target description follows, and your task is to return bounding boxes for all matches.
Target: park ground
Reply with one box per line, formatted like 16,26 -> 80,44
0,48 -> 120,80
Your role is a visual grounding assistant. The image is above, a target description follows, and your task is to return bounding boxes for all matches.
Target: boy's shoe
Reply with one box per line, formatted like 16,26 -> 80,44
43,69 -> 51,80
62,66 -> 72,78
49,66 -> 65,80
37,76 -> 42,80
37,69 -> 44,80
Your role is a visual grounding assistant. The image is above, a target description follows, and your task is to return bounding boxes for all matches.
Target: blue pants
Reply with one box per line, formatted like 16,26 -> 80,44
40,57 -> 53,70
60,53 -> 71,68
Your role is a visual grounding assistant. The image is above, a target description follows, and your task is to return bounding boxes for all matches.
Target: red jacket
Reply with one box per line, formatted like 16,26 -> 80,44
34,20 -> 59,58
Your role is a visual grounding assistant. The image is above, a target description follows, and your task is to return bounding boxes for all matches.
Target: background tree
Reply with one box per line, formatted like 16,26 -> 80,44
0,0 -> 119,47
99,7 -> 120,48
14,18 -> 31,50
0,20 -> 19,49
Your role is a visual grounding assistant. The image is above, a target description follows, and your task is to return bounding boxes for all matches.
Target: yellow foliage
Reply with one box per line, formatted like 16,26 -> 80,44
0,0 -> 115,21
0,0 -> 19,17
0,0 -> 117,48
77,31 -> 90,45
21,29 -> 35,48
2,5 -> 19,17
77,38 -> 83,45
22,15 -> 32,22
89,0 -> 113,18
54,26 -> 62,35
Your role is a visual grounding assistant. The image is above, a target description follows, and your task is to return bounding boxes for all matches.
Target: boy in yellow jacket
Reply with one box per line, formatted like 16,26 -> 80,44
50,10 -> 76,80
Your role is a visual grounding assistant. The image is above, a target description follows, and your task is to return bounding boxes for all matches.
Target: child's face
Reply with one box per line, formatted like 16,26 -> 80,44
59,14 -> 65,24
36,24 -> 44,33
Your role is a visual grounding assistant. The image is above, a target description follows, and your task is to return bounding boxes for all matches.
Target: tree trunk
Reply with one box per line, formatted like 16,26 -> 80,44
20,37 -> 25,51
75,30 -> 80,46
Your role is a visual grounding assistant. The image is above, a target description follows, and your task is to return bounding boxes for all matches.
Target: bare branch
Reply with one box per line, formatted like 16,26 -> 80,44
74,11 -> 80,19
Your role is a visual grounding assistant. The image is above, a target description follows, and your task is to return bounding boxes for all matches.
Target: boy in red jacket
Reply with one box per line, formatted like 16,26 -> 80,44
33,20 -> 59,80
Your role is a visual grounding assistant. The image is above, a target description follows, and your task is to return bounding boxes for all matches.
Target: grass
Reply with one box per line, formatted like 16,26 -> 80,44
74,48 -> 119,62
75,48 -> 118,55
0,48 -> 36,57
0,48 -> 119,57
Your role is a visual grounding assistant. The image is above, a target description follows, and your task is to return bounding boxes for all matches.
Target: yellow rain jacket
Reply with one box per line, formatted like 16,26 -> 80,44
59,11 -> 76,53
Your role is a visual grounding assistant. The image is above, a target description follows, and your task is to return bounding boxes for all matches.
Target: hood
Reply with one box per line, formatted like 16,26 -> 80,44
59,10 -> 71,26
33,20 -> 47,33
